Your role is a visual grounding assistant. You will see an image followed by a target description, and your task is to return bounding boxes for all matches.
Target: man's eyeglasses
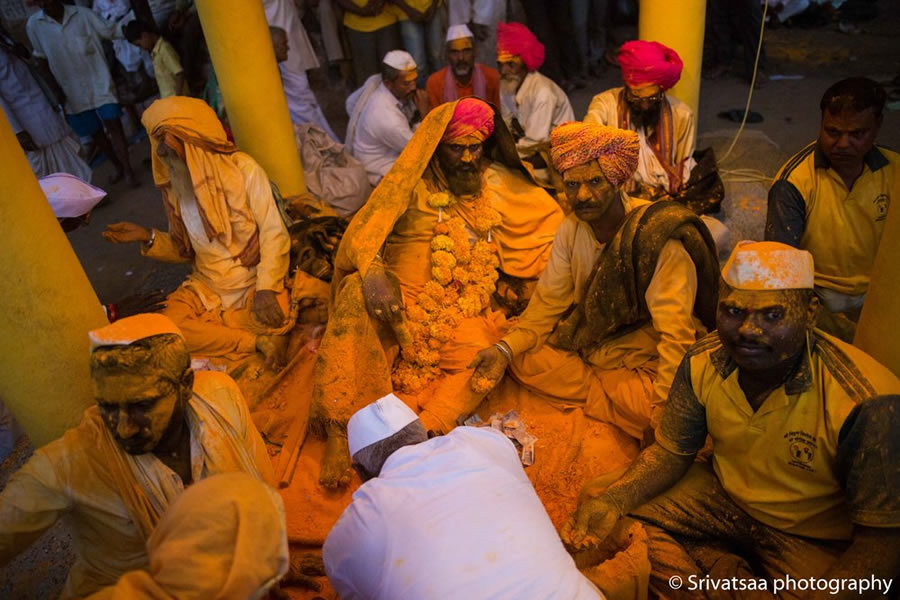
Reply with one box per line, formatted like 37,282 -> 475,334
625,88 -> 664,103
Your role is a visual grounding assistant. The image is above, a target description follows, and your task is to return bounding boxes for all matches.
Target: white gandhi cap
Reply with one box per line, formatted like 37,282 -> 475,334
382,49 -> 417,71
721,240 -> 815,291
347,393 -> 419,457
446,24 -> 474,42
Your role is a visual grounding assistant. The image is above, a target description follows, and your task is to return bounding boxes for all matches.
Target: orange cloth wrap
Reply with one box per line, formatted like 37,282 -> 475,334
617,40 -> 683,91
550,121 -> 640,186
497,22 -> 545,72
441,98 -> 495,143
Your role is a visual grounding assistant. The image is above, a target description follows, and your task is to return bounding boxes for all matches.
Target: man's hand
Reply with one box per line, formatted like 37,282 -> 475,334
362,267 -> 403,322
16,131 -> 37,152
253,290 -> 285,328
413,88 -> 429,117
561,495 -> 621,549
103,222 -> 152,244
467,345 -> 509,393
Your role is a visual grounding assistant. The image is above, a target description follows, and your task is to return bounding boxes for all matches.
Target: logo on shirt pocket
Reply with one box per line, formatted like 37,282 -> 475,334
874,194 -> 889,222
784,430 -> 817,472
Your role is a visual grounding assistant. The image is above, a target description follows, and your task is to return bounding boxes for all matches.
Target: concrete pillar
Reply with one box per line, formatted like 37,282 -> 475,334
854,205 -> 900,377
0,112 -> 108,448
194,0 -> 306,196
639,0 -> 707,117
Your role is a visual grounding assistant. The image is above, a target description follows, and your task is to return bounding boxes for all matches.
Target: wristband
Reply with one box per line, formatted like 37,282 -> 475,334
146,228 -> 157,248
603,492 -> 625,519
494,341 -> 513,363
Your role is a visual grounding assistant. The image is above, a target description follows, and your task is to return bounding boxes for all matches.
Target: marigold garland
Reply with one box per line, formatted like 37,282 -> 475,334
391,191 -> 501,394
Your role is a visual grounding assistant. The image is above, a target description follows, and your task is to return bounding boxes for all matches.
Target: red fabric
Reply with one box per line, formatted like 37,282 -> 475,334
441,97 -> 495,143
497,22 -> 545,72
550,121 -> 639,186
617,40 -> 683,91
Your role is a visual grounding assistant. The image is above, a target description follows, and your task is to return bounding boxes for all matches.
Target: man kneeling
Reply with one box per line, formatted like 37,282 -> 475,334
564,242 -> 900,597
0,314 -> 273,598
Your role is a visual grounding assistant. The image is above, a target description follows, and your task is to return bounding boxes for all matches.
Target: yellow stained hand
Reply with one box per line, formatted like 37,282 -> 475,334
560,496 -> 620,549
466,345 -> 509,393
103,222 -> 152,244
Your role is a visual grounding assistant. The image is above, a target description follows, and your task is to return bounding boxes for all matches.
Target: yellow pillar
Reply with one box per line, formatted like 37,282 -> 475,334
639,0 -> 707,117
195,0 -> 306,196
854,205 -> 900,377
0,113 -> 108,448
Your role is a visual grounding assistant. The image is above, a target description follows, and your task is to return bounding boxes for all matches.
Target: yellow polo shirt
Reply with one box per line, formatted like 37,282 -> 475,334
343,0 -> 399,32
657,330 -> 900,541
150,37 -> 183,98
766,143 -> 899,296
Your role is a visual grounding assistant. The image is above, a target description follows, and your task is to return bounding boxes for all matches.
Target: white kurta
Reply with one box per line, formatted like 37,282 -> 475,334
262,0 -> 319,74
0,48 -> 91,180
324,427 -> 603,600
92,0 -> 151,74
584,87 -> 696,191
501,70 -> 574,148
279,64 -> 338,142
26,5 -> 120,114
349,82 -> 416,186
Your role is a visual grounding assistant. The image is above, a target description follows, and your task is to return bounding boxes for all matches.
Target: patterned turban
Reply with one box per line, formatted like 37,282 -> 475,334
442,97 -> 495,143
550,121 -> 640,185
497,22 -> 545,72
618,40 -> 683,91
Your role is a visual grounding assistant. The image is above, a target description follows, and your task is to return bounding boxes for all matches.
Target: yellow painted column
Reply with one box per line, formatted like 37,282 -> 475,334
854,204 -> 900,377
195,0 -> 306,196
639,0 -> 707,117
0,112 -> 108,448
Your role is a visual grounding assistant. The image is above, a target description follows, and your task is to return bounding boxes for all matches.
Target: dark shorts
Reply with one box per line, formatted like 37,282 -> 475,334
65,103 -> 122,137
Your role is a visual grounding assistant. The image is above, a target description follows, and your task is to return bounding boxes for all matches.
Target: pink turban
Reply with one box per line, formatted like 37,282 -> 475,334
617,40 -> 683,91
497,22 -> 545,72
442,98 -> 495,143
550,121 -> 640,186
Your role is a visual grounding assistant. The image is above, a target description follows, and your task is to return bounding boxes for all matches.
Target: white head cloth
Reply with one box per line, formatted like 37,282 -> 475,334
347,393 -> 419,457
382,49 -> 417,71
722,240 -> 815,291
446,24 -> 474,43
39,173 -> 107,219
89,314 -> 184,353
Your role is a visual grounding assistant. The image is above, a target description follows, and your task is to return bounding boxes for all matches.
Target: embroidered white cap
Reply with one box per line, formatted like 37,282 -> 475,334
89,314 -> 184,352
722,240 -> 815,291
347,393 -> 420,457
382,49 -> 417,71
446,24 -> 474,42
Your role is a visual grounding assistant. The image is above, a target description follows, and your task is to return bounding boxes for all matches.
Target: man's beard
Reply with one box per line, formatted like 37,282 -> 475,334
446,163 -> 484,196
500,76 -> 522,97
452,61 -> 473,80
629,103 -> 661,131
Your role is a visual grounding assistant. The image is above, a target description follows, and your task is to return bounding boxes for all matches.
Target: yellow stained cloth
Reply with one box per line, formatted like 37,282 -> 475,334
657,331 -> 900,540
0,372 -> 274,599
503,198 -> 702,434
775,144 -> 899,296
85,473 -> 288,600
149,38 -> 183,99
343,0 -> 399,32
584,88 -> 696,191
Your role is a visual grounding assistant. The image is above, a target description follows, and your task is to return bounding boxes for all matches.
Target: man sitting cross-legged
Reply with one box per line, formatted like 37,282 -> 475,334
0,314 -> 273,598
564,242 -> 900,598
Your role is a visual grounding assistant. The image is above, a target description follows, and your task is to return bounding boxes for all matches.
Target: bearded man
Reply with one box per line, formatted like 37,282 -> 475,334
103,97 -> 292,369
312,97 -> 564,488
497,22 -> 574,151
425,24 -> 500,110
0,314 -> 273,598
564,242 -> 900,598
471,121 -> 719,442
585,41 -> 718,212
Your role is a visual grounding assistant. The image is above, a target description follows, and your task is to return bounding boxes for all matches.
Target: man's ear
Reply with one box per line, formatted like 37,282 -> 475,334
807,293 -> 820,328
180,368 -> 194,397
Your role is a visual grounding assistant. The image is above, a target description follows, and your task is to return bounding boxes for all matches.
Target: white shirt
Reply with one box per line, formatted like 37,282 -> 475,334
263,0 -> 319,74
0,48 -> 69,146
324,427 -> 603,600
350,82 -> 416,186
501,71 -> 574,148
26,5 -> 120,114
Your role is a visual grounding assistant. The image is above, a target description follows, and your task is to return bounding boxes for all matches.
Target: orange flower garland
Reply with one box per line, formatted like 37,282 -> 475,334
392,191 -> 501,393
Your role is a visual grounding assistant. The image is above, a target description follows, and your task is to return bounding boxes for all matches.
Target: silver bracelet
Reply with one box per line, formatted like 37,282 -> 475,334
603,492 -> 626,519
146,228 -> 157,248
494,341 -> 513,362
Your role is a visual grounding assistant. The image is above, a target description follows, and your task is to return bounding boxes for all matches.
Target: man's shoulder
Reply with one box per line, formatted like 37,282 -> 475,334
813,331 -> 900,403
776,141 -> 818,183
426,66 -> 447,88
192,371 -> 246,415
477,63 -> 500,79
666,94 -> 694,120
588,87 -> 621,104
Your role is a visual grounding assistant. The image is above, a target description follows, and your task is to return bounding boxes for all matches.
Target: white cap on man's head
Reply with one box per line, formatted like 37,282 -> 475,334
382,50 -> 417,71
347,393 -> 419,457
89,314 -> 184,353
446,24 -> 474,43
722,240 -> 815,291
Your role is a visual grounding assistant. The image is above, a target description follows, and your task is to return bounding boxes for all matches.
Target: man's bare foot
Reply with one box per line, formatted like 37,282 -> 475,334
256,334 -> 289,371
320,426 -> 352,488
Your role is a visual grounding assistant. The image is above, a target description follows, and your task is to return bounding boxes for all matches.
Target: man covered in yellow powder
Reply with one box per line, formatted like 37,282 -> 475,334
313,97 -> 564,488
472,121 -> 719,443
103,96 -> 292,369
0,314 -> 273,598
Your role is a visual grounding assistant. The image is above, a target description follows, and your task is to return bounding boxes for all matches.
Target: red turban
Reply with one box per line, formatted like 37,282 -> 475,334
442,97 -> 495,143
617,40 -> 683,91
550,121 -> 640,186
497,22 -> 545,72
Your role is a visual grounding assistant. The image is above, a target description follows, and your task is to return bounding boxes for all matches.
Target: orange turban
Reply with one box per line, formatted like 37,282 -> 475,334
441,97 -> 495,143
618,40 -> 683,91
497,22 -> 545,72
550,121 -> 640,186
